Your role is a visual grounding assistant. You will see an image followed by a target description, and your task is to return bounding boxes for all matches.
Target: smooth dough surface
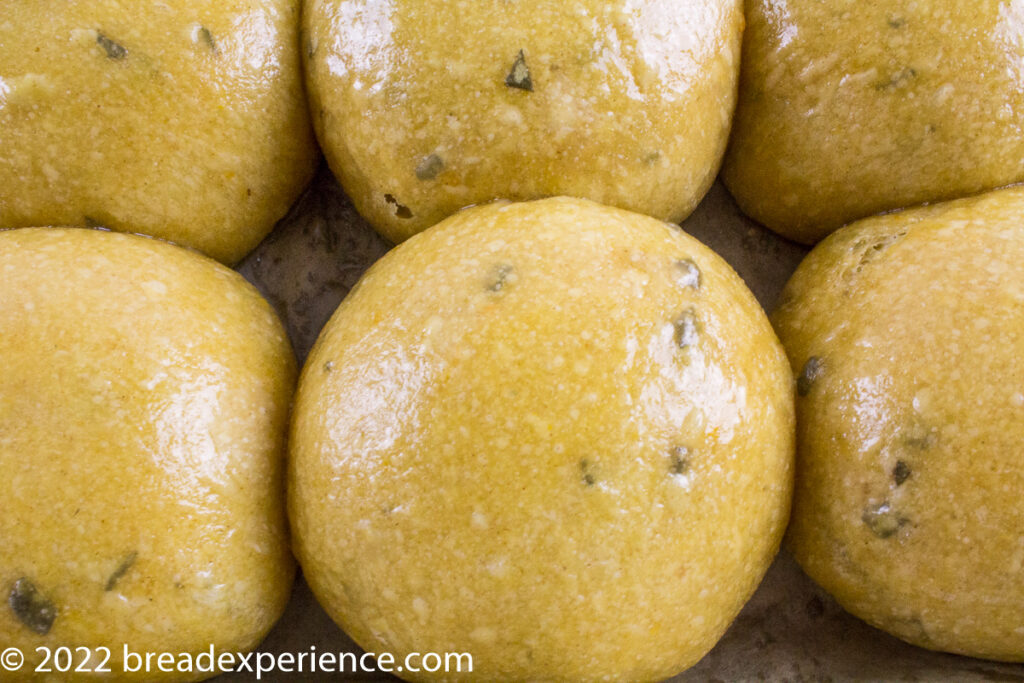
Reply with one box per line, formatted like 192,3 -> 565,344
773,186 -> 1024,661
723,0 -> 1024,244
304,0 -> 742,242
290,197 -> 794,681
0,228 -> 296,681
0,1 -> 317,264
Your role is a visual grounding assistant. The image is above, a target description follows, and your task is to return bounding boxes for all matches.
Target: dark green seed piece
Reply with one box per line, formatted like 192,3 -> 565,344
888,17 -> 906,29
105,552 -> 138,591
669,446 -> 689,475
9,578 -> 56,635
384,194 -> 413,219
505,50 -> 533,91
893,460 -> 911,486
197,27 -> 217,53
674,309 -> 699,349
97,32 -> 127,60
642,151 -> 661,166
487,264 -> 515,292
675,259 -> 701,290
580,459 -> 596,486
415,154 -> 444,181
862,502 -> 906,539
876,67 -> 917,91
797,356 -> 824,397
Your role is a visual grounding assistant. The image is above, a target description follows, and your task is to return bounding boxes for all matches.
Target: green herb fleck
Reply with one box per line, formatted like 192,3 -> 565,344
197,27 -> 218,54
675,259 -> 701,290
876,67 -> 917,91
105,552 -> 138,591
580,459 -> 596,487
415,154 -> 444,181
669,446 -> 690,475
323,361 -> 335,373
892,460 -> 911,486
487,264 -> 515,292
887,17 -> 906,29
674,309 -> 699,349
9,578 -> 56,635
97,32 -> 128,60
642,151 -> 661,166
84,216 -> 104,228
384,194 -> 413,219
862,502 -> 907,539
505,50 -> 533,91
797,356 -> 824,397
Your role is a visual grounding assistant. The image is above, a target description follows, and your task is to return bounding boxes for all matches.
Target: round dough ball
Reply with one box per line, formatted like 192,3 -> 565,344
0,228 -> 296,681
304,0 -> 743,243
290,197 -> 794,681
773,186 -> 1024,661
723,1 -> 1024,244
0,1 -> 317,264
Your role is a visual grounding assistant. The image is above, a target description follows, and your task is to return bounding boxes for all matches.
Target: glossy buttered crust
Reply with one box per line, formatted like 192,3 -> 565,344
773,186 -> 1024,661
290,197 -> 794,682
723,0 -> 1024,244
304,0 -> 743,243
0,229 -> 296,681
0,1 -> 317,264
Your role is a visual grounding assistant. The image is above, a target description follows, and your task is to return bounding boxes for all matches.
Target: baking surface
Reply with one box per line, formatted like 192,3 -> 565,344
232,165 -> 1024,681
